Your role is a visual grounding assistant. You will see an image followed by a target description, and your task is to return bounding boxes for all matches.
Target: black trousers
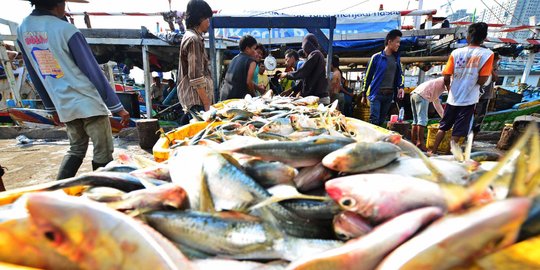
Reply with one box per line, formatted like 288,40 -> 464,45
473,99 -> 490,134
179,105 -> 205,126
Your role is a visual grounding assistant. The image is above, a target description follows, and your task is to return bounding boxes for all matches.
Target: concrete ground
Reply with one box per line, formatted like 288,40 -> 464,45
0,127 -> 153,190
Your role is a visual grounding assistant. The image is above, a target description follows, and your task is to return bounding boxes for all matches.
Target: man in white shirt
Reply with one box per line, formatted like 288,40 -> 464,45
428,22 -> 494,154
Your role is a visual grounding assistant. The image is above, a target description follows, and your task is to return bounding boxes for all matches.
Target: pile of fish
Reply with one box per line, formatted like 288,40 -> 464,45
0,93 -> 539,270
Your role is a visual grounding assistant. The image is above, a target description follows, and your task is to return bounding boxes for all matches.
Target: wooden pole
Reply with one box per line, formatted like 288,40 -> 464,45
142,44 -> 152,119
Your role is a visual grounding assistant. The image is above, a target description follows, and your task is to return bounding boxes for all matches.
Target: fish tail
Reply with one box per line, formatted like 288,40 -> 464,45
199,164 -> 216,213
466,124 -> 536,208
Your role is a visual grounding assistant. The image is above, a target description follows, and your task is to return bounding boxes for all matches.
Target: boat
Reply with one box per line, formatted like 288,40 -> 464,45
481,100 -> 540,131
6,107 -> 137,133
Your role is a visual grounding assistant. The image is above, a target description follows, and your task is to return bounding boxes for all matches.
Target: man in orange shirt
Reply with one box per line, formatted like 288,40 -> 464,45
429,22 -> 494,154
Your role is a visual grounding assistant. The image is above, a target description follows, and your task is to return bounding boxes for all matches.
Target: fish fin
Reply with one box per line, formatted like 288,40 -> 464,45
188,122 -> 211,146
450,140 -> 464,162
219,152 -> 245,171
524,124 -> 540,196
461,125 -> 535,210
410,145 -> 448,183
63,186 -> 88,196
439,182 -> 470,211
311,136 -> 337,144
464,132 -> 474,161
127,208 -> 153,219
137,177 -> 157,189
199,164 -> 216,213
508,151 -> 528,197
529,125 -> 540,174
329,99 -> 338,113
133,155 -> 160,168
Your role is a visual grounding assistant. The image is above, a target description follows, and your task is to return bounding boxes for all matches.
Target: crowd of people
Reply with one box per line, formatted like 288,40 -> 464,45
14,0 -> 501,180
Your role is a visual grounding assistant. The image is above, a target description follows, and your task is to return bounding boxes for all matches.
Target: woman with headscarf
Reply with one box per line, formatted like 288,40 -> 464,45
280,34 -> 330,104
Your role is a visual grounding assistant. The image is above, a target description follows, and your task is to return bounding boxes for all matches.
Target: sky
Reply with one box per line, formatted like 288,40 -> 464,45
1,0 -> 490,34
0,0 -> 490,83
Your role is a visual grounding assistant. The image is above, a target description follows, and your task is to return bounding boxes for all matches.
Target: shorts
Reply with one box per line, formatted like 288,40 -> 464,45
410,92 -> 429,126
439,103 -> 476,137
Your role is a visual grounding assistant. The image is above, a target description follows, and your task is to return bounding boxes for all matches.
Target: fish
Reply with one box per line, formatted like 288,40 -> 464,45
293,162 -> 334,192
231,135 -> 355,168
172,146 -> 270,211
322,141 -> 401,173
98,164 -> 139,173
45,171 -> 168,192
470,151 -> 503,162
474,235 -> 540,269
371,157 -> 472,185
289,114 -> 318,131
292,96 -> 319,106
145,210 -> 340,261
25,192 -> 193,270
377,198 -> 531,270
81,187 -> 126,203
257,132 -> 292,141
221,108 -> 254,121
144,210 -> 279,256
286,207 -> 443,270
169,146 -> 331,238
107,183 -> 189,213
129,164 -> 171,181
0,199 -> 79,269
192,259 -> 287,270
343,120 -> 390,143
286,129 -> 328,141
260,117 -> 295,136
280,199 -> 340,220
0,171 -> 168,206
242,159 -> 298,188
332,211 -> 373,241
244,119 -> 269,129
517,194 -> 540,242
325,174 -> 447,223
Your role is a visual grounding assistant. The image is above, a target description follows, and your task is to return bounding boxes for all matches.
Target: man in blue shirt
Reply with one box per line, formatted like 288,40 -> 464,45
361,30 -> 405,126
18,0 -> 130,179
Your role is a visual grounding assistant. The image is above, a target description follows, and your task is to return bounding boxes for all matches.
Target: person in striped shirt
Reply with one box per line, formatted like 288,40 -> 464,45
177,0 -> 214,125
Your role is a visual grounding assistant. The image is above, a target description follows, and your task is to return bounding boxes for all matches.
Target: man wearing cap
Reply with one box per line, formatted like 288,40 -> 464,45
17,0 -> 130,179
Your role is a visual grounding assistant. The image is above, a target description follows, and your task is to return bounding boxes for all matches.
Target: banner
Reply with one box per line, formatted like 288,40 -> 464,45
214,11 -> 401,39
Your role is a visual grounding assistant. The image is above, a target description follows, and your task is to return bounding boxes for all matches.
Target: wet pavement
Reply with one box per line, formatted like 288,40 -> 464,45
0,127 -> 153,190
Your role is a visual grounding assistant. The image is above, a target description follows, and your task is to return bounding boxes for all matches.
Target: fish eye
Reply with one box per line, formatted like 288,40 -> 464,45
336,232 -> 351,241
44,231 -> 55,241
43,230 -> 64,246
339,197 -> 356,208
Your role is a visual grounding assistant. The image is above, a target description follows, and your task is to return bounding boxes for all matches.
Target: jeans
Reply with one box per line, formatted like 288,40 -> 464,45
343,93 -> 353,117
410,92 -> 429,126
369,92 -> 394,126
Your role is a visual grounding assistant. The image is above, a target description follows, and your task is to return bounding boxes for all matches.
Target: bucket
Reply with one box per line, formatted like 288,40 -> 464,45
426,123 -> 464,154
352,99 -> 371,122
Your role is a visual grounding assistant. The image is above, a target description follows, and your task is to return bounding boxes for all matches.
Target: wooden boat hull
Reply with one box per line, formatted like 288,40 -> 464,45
7,108 -> 136,133
481,103 -> 540,131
